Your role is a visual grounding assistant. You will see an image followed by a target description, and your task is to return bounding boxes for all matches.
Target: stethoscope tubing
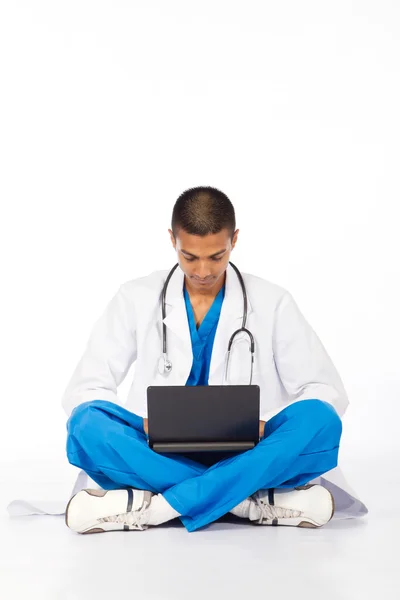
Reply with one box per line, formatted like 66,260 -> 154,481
161,261 -> 255,383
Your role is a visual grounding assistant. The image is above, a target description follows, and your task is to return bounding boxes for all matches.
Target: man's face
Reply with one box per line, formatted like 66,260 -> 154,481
168,227 -> 239,292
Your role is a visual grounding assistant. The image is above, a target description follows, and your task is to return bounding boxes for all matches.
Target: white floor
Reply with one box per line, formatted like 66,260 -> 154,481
0,450 -> 397,600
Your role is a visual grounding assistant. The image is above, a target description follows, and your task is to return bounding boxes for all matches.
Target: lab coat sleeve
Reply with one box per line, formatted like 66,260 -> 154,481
61,284 -> 137,419
260,292 -> 349,423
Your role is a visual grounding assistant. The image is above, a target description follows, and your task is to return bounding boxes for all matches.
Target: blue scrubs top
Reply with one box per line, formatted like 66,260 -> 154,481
184,281 -> 225,386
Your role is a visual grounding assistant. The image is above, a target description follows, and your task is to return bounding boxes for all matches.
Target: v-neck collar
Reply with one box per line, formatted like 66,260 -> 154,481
183,283 -> 225,344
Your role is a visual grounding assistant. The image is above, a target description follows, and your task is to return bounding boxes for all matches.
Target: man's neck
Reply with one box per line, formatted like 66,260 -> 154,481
184,271 -> 226,302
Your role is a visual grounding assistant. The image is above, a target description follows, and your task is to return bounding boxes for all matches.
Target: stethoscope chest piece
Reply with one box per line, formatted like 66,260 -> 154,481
158,354 -> 172,375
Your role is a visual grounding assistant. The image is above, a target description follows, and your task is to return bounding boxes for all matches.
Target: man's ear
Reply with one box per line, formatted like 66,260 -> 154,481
168,228 -> 176,249
231,229 -> 239,249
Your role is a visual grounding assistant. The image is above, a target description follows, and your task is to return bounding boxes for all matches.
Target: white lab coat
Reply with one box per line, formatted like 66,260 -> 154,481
7,263 -> 368,520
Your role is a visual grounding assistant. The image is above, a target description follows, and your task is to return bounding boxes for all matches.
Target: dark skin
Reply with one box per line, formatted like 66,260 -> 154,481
143,227 -> 266,439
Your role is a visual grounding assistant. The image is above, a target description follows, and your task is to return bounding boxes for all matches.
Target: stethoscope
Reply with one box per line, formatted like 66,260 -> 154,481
159,261 -> 255,384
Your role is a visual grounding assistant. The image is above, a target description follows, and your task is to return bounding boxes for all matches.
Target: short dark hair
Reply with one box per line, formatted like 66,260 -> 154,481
171,186 -> 236,240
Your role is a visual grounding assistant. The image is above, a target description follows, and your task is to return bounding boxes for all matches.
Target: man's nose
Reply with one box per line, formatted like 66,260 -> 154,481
195,262 -> 212,279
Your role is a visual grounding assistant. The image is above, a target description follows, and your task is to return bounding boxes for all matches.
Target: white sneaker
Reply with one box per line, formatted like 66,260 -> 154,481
65,488 -> 154,534
249,484 -> 335,528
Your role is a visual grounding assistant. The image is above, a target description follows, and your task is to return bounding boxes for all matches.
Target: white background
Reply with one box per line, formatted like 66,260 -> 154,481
1,0 -> 399,499
1,3 -> 400,599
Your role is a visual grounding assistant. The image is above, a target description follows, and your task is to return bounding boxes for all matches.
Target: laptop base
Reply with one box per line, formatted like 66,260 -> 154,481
150,441 -> 256,453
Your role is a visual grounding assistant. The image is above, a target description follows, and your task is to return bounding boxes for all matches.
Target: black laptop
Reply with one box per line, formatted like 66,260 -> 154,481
147,385 -> 260,459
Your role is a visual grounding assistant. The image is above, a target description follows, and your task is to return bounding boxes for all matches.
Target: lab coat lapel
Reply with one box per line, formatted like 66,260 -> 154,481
209,263 -> 253,381
162,265 -> 193,382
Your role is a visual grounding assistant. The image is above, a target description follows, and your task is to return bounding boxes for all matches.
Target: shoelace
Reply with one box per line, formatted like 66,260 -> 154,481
254,494 -> 302,523
98,503 -> 150,530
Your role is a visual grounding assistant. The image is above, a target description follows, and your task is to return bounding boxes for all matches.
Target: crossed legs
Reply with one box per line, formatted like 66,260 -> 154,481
66,398 -> 342,532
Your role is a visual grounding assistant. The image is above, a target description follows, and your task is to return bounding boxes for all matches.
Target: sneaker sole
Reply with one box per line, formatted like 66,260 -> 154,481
297,484 -> 335,529
296,484 -> 335,528
65,488 -> 149,534
65,488 -> 107,534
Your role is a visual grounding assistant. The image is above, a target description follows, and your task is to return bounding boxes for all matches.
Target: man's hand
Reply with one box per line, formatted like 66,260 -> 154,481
143,417 -> 148,435
259,420 -> 266,439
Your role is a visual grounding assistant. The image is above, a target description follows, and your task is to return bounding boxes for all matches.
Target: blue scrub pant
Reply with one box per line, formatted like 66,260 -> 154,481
66,398 -> 342,532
